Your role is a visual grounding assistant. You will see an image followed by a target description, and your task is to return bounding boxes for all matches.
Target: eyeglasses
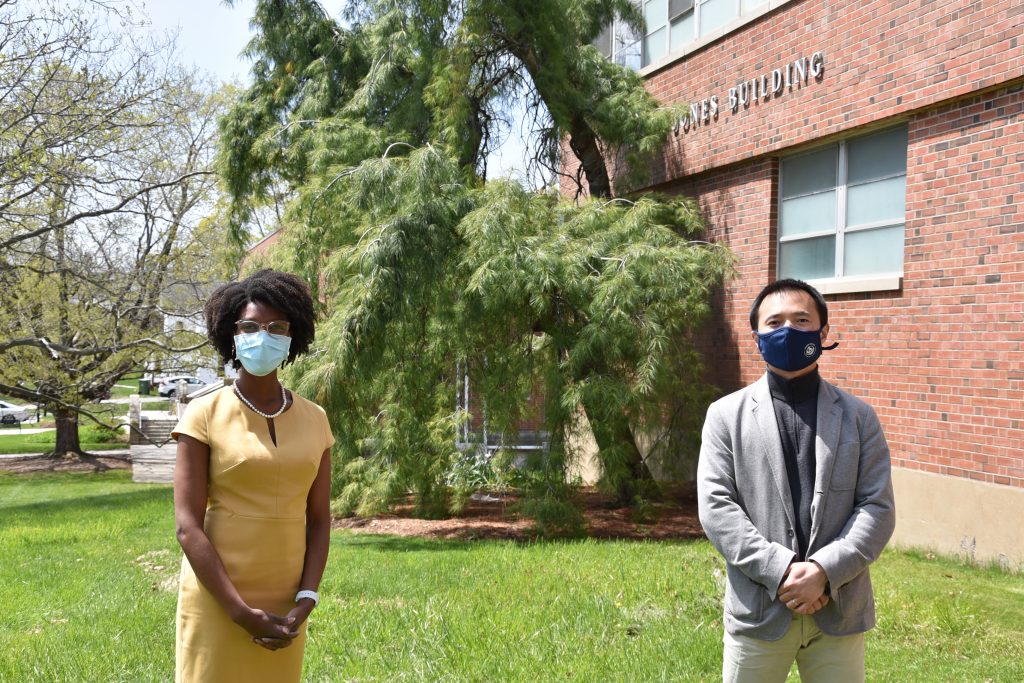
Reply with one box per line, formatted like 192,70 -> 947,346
235,319 -> 291,335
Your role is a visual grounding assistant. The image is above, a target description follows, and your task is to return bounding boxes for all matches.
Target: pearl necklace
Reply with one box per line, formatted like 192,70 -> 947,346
233,381 -> 288,419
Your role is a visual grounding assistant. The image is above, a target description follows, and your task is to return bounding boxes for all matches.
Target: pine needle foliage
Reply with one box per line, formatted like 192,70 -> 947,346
221,0 -> 733,525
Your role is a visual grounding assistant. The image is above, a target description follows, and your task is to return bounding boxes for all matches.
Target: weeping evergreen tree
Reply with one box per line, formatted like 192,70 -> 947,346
221,0 -> 733,522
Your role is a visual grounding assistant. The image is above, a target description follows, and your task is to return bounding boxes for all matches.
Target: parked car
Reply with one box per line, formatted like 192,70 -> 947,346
0,400 -> 33,424
157,376 -> 206,399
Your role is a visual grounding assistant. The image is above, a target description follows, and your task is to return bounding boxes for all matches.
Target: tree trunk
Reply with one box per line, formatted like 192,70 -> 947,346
583,401 -> 657,506
541,326 -> 657,505
567,115 -> 612,200
513,48 -> 612,200
52,407 -> 83,457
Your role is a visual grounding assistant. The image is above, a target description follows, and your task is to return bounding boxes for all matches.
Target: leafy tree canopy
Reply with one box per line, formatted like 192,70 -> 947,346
223,0 -> 732,521
0,1 -> 230,456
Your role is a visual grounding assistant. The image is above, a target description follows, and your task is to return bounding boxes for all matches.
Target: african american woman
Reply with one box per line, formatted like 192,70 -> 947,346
172,269 -> 333,682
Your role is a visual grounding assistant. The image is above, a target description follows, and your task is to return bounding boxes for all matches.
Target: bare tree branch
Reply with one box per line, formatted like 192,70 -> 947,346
0,171 -> 214,252
0,335 -> 208,358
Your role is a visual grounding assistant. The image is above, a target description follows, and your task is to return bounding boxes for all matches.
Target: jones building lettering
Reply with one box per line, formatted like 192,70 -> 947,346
677,51 -> 825,134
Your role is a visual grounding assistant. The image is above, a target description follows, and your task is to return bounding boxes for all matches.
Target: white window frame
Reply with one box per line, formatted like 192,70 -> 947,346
777,126 -> 908,293
633,0 -> 773,68
596,16 -> 642,70
634,0 -> 797,74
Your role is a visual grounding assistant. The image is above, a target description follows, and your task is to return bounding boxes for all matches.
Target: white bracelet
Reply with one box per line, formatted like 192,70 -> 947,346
295,589 -> 319,606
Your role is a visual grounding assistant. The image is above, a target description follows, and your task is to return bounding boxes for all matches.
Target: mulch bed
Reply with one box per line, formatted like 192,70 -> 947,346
334,488 -> 705,542
0,457 -> 705,542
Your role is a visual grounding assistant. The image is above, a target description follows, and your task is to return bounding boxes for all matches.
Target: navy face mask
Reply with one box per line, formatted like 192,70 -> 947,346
755,326 -> 838,372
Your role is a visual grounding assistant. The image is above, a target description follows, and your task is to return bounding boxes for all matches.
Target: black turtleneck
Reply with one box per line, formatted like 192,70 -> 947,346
767,368 -> 820,560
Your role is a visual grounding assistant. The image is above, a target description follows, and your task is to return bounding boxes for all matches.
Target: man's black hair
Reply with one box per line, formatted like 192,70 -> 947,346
748,278 -> 829,330
205,269 -> 316,369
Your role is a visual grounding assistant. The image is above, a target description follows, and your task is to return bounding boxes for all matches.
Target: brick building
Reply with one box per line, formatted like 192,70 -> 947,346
585,0 -> 1023,568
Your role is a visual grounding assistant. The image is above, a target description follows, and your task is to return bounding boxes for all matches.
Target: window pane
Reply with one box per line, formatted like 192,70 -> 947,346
670,12 -> 694,50
846,176 -> 906,227
700,0 -> 736,36
844,225 -> 904,276
741,0 -> 767,11
594,25 -> 612,57
779,236 -> 836,280
781,191 -> 836,238
670,0 -> 695,19
847,126 -> 908,184
614,20 -> 640,53
781,146 -> 837,198
644,26 -> 668,65
614,40 -> 642,70
645,0 -> 668,30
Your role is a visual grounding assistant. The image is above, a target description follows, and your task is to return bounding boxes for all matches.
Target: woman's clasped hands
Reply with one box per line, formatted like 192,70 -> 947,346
234,600 -> 315,651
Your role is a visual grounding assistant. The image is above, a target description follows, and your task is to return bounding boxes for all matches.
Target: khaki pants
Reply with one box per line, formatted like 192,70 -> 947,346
722,614 -> 865,683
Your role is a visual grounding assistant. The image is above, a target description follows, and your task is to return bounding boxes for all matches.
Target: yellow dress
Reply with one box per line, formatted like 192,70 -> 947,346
172,386 -> 334,683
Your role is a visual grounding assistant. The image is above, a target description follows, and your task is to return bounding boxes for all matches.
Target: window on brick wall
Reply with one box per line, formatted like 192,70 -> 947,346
595,0 -> 768,68
778,125 -> 907,282
593,15 -> 641,69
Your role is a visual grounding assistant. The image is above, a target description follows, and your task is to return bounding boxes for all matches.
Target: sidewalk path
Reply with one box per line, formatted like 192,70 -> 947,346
102,396 -> 168,405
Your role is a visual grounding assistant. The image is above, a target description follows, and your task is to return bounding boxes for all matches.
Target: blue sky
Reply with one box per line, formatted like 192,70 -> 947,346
142,0 -> 345,83
141,0 -> 269,84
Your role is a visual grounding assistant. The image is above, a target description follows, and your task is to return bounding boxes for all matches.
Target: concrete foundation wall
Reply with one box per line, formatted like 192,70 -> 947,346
890,466 -> 1024,572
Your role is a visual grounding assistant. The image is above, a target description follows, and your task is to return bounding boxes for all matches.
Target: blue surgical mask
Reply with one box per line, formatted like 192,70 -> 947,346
233,331 -> 292,376
755,326 -> 837,372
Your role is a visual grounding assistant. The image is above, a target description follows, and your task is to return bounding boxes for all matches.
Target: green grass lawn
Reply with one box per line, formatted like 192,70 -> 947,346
0,399 -> 173,454
0,471 -> 1021,682
110,373 -> 144,398
0,424 -> 127,454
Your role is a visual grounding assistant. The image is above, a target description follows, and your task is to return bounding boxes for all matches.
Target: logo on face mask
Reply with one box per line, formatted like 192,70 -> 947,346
234,331 -> 292,376
756,326 -> 835,372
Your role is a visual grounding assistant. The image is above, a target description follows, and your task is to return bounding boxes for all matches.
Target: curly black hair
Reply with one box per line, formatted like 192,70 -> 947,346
205,269 -> 316,369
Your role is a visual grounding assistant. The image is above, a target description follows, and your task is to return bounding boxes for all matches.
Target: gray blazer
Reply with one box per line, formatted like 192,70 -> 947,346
697,374 -> 895,640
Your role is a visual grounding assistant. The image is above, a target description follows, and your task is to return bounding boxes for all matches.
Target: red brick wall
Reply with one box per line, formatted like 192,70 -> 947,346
633,0 -> 1024,489
644,0 -> 1023,180
832,84 -> 1023,488
678,86 -> 1024,488
465,368 -> 548,442
666,158 -> 778,394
